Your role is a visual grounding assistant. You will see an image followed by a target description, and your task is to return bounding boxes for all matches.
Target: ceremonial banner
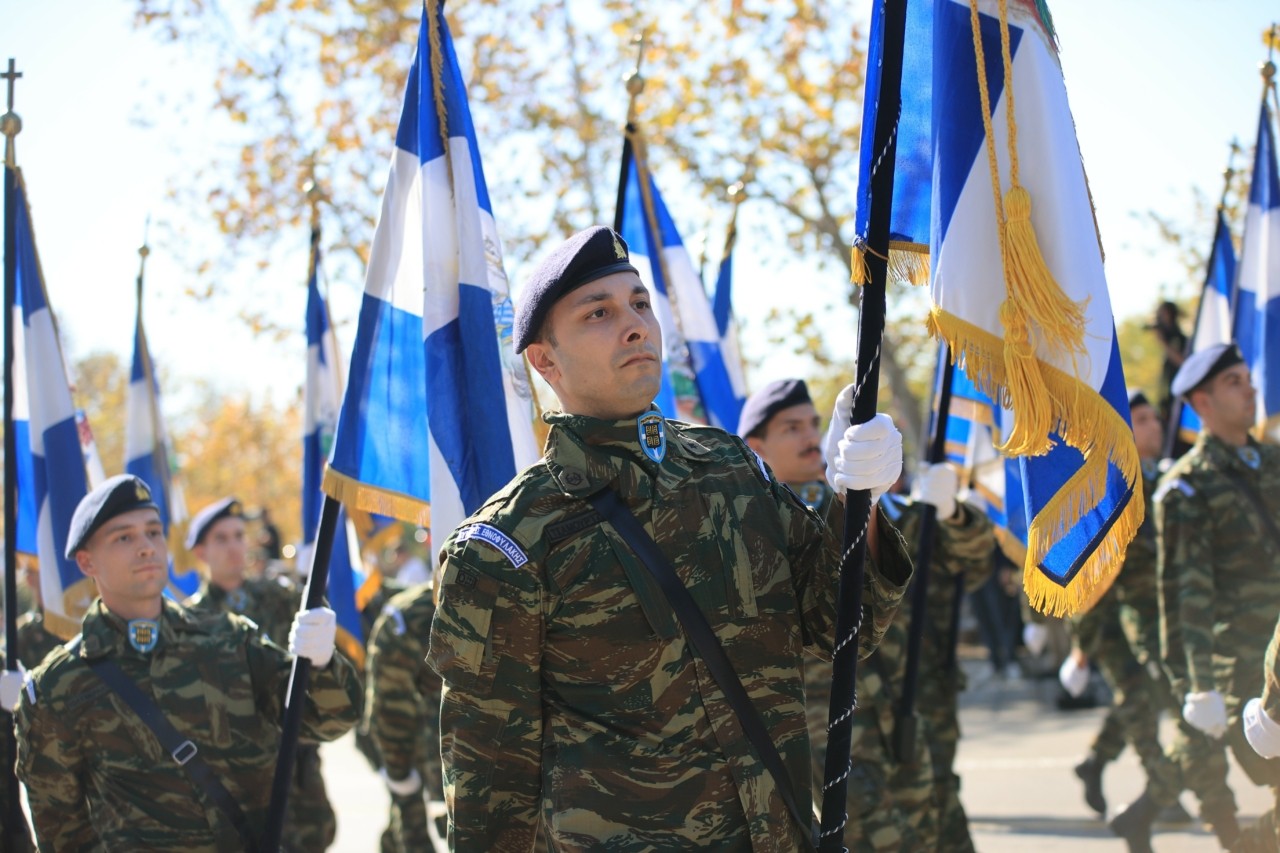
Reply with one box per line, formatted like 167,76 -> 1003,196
1178,211 -> 1238,444
619,156 -> 742,428
125,283 -> 196,595
856,0 -> 1139,614
303,231 -> 377,663
711,209 -> 748,431
8,166 -> 94,638
1232,99 -> 1280,439
322,3 -> 539,548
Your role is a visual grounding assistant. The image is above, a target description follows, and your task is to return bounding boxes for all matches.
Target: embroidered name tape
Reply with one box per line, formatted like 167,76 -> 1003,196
457,523 -> 528,568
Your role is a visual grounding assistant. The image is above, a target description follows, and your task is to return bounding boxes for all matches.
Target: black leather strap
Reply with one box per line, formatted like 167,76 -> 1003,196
86,658 -> 260,852
586,488 -> 818,851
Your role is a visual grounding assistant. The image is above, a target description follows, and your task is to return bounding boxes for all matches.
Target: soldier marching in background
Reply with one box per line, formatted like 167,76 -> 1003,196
12,475 -> 361,851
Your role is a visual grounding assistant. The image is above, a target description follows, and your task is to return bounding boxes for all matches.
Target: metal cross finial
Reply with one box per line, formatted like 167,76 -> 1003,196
1,59 -> 21,113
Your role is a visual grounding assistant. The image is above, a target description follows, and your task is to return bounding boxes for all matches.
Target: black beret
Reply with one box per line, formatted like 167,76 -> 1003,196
186,497 -> 245,550
65,475 -> 160,558
1127,389 -> 1152,410
513,226 -> 639,353
737,379 -> 814,439
1171,342 -> 1245,398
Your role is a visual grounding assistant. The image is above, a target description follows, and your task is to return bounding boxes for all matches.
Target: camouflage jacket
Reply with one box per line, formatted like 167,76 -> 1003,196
16,608 -> 64,671
186,575 -> 300,646
427,412 -> 913,852
1263,615 -> 1280,721
364,582 -> 443,798
1157,434 -> 1280,701
1,652 -> 34,852
16,598 -> 361,851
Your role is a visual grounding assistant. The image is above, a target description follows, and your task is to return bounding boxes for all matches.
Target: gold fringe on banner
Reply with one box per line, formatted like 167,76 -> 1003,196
322,468 -> 432,528
851,240 -> 930,287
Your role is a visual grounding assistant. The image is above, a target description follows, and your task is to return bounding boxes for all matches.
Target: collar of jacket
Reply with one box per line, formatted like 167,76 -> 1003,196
1200,432 -> 1266,476
79,598 -> 211,661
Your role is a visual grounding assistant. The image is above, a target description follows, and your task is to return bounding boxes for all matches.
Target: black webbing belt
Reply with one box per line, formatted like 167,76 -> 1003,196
86,658 -> 260,853
586,488 -> 818,851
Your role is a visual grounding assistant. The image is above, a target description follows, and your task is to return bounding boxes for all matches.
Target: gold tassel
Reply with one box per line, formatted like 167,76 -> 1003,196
994,300 -> 1054,456
850,244 -> 871,286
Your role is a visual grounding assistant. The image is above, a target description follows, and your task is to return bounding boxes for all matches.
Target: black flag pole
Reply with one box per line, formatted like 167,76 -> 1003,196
2,56 -> 25,853
1162,141 -> 1240,460
818,0 -> 909,848
893,348 -> 954,762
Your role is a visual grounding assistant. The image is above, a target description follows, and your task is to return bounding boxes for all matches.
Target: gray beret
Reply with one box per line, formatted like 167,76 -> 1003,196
186,497 -> 244,550
513,226 -> 639,353
1171,342 -> 1245,398
737,379 -> 814,438
65,475 -> 160,558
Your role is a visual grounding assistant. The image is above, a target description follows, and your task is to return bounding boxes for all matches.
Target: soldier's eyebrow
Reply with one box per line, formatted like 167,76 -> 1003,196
569,289 -> 612,307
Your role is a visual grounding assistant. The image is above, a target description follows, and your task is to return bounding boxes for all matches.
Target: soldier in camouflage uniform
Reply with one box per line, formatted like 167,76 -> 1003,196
1239,612 -> 1280,851
15,475 -> 361,851
1062,392 -> 1189,850
1158,344 -> 1280,851
0,654 -> 34,851
365,581 -> 444,852
15,563 -> 66,670
183,496 -> 337,852
428,227 -> 913,851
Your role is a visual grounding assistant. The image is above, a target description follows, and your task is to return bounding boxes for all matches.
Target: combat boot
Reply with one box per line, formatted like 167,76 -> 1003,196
1108,791 -> 1158,853
1073,755 -> 1107,817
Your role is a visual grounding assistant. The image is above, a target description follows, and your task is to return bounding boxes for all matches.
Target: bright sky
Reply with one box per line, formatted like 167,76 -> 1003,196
2,1 -> 1276,416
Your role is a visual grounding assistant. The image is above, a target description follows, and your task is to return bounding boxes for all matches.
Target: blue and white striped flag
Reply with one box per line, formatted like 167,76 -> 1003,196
619,156 -> 743,429
303,230 -> 375,663
1177,210 -> 1238,444
322,3 -> 539,548
855,0 -> 1139,614
125,287 -> 196,595
8,166 -> 95,637
711,212 -> 747,430
1232,99 -> 1280,439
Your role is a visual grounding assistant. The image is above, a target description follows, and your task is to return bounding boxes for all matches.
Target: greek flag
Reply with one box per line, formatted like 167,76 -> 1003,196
303,232 -> 375,662
1177,211 -> 1238,444
711,215 -> 747,430
125,287 -> 196,595
322,3 -> 539,548
618,157 -> 744,428
855,0 -> 1138,614
1232,99 -> 1280,439
8,166 -> 94,638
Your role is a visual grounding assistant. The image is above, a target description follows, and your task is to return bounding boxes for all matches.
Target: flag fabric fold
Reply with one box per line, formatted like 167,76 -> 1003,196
858,0 -> 1139,614
8,166 -> 94,638
1178,210 -> 1239,444
1232,98 -> 1280,439
322,2 -> 539,549
710,211 -> 748,431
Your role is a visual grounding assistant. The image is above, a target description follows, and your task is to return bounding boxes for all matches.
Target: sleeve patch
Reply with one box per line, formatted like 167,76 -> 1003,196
1154,478 -> 1195,503
456,523 -> 529,568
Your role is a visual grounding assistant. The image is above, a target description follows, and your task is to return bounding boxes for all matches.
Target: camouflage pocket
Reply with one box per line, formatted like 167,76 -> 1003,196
428,561 -> 502,698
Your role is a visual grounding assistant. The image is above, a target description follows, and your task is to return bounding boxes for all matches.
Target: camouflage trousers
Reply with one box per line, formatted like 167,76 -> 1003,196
918,674 -> 974,853
379,794 -> 432,853
284,744 -> 337,853
1086,637 -> 1182,807
828,702 -> 936,852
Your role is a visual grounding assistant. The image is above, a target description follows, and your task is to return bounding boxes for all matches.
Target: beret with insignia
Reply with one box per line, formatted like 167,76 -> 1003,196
1171,342 -> 1245,399
513,225 -> 639,353
186,497 -> 245,550
65,474 -> 160,558
737,378 -> 814,439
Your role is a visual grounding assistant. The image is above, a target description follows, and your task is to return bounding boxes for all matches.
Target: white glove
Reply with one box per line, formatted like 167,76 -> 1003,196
1058,655 -> 1090,698
0,670 -> 23,713
380,767 -> 424,797
911,462 -> 959,520
289,606 -> 337,668
823,386 -> 902,502
1243,698 -> 1280,759
1183,690 -> 1228,739
1022,622 -> 1050,657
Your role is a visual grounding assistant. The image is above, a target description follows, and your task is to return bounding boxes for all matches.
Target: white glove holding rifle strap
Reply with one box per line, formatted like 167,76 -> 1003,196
823,384 -> 903,502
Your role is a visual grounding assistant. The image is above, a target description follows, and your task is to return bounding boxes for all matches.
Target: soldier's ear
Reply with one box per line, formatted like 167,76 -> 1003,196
74,550 -> 97,579
525,342 -> 560,385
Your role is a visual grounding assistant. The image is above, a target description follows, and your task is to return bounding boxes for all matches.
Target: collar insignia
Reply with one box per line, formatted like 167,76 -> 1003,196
227,588 -> 248,613
1239,446 -> 1262,470
636,411 -> 667,464
797,482 -> 824,509
127,619 -> 159,654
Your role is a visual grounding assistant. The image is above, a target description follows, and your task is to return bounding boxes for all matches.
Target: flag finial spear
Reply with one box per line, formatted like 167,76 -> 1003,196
624,32 -> 647,124
1,59 -> 23,167
136,217 -> 151,302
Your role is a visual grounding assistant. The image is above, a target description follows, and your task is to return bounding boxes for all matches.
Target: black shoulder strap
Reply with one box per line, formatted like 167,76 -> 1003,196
1217,467 -> 1280,545
85,658 -> 260,853
586,488 -> 818,851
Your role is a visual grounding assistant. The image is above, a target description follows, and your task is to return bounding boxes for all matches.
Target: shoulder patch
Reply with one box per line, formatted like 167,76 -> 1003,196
381,604 -> 407,636
546,509 -> 603,547
1154,478 -> 1195,503
24,673 -> 36,706
751,450 -> 770,482
456,523 -> 528,568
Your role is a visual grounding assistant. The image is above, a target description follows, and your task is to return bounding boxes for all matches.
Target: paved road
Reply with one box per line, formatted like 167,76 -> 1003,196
320,665 -> 1273,852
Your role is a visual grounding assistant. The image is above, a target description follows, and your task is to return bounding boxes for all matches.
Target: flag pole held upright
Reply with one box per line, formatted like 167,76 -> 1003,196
818,1 -> 908,848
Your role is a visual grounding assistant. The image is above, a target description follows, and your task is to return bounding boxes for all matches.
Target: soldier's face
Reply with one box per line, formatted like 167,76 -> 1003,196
1192,364 -> 1257,434
526,273 -> 664,420
747,403 -> 825,485
197,517 -> 249,590
1129,403 -> 1162,459
74,508 -> 168,613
